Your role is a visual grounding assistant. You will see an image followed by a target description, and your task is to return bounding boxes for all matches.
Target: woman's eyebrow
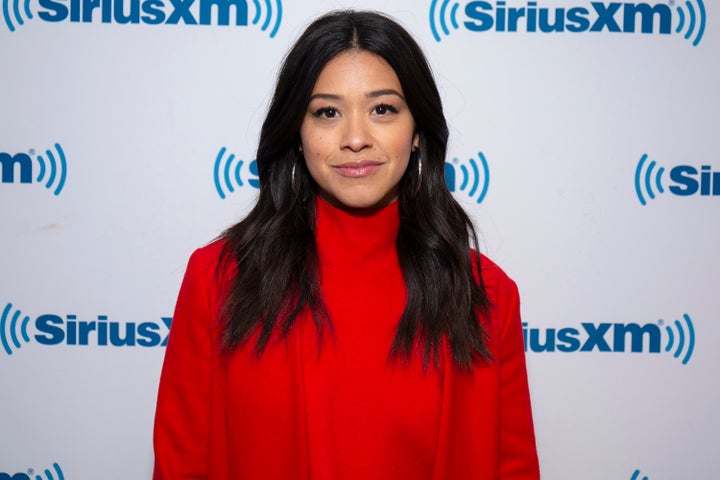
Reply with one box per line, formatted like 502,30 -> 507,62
308,89 -> 405,102
366,89 -> 405,100
309,93 -> 342,101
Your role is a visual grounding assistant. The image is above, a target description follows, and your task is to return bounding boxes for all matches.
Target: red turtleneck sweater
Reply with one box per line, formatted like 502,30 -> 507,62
153,199 -> 539,479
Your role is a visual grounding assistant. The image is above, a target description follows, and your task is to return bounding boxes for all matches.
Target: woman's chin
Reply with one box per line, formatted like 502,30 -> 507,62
318,189 -> 398,212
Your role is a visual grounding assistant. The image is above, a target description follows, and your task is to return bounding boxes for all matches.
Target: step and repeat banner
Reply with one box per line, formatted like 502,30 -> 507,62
1,0 -> 718,478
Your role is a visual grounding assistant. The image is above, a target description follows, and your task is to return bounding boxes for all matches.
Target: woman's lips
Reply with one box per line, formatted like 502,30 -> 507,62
333,161 -> 383,178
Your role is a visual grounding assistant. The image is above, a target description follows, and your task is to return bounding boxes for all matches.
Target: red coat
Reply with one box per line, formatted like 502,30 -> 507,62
154,199 -> 539,479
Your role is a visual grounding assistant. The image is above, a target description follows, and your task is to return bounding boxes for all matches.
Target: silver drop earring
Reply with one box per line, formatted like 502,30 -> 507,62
292,145 -> 302,192
414,153 -> 423,195
291,161 -> 298,193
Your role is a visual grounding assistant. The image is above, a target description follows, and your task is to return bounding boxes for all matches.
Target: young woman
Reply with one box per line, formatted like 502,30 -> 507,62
154,10 -> 539,479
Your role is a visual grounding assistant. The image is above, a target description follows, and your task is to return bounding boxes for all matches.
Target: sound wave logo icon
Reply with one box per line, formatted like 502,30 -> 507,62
0,302 -> 31,356
444,152 -> 490,204
674,0 -> 706,47
1,0 -> 32,32
250,0 -> 282,38
429,1 -> 707,46
0,143 -> 68,196
662,313 -> 695,366
213,147 -> 259,199
0,462 -> 64,480
429,0 -> 461,42
634,153 -> 665,206
35,143 -> 68,196
631,469 -> 649,480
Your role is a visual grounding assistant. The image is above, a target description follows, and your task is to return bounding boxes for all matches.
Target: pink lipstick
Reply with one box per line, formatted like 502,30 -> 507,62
334,161 -> 383,178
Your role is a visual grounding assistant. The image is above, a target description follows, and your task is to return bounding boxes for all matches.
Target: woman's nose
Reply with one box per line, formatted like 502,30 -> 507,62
341,114 -> 372,152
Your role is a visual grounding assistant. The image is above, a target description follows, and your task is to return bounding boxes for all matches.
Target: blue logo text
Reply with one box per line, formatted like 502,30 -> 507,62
523,314 -> 695,365
430,0 -> 706,46
1,302 -> 171,356
2,0 -> 281,35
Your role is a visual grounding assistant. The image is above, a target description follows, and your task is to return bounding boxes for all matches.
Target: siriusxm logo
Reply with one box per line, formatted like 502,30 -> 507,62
0,302 -> 171,355
1,0 -> 281,36
635,153 -> 719,205
429,0 -> 706,46
0,462 -> 64,480
444,151 -> 490,204
0,143 -> 67,196
523,313 -> 696,365
213,146 -> 259,199
214,147 -> 491,204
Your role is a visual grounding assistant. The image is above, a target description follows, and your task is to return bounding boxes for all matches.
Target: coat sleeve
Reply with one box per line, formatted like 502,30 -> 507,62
497,277 -> 540,479
153,247 -> 216,479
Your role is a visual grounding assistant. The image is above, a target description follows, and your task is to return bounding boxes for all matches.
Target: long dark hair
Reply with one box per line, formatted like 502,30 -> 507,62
219,10 -> 491,370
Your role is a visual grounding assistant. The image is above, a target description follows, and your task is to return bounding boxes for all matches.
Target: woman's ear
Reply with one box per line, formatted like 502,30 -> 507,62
412,132 -> 420,151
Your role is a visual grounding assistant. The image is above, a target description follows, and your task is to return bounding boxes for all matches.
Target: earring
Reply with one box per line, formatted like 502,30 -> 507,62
291,161 -> 297,192
414,153 -> 423,196
290,143 -> 302,191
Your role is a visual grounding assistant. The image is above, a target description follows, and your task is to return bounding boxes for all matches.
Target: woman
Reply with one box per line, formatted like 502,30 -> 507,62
154,10 -> 539,479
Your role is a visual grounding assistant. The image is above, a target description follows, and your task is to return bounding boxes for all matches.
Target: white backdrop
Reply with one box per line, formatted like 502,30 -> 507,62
1,1 -> 718,478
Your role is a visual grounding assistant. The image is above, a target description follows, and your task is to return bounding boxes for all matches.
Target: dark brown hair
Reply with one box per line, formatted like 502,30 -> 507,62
219,10 -> 491,370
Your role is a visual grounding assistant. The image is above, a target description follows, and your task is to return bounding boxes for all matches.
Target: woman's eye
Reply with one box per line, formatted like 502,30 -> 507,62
313,107 -> 339,118
373,104 -> 398,115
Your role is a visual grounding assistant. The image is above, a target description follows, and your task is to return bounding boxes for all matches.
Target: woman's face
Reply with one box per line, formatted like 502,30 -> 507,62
300,49 -> 418,210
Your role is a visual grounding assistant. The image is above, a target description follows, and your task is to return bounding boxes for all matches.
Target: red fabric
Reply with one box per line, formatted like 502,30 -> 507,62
154,199 -> 539,479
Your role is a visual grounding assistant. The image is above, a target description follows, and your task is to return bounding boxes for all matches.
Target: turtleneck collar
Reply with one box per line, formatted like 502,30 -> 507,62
314,197 -> 400,266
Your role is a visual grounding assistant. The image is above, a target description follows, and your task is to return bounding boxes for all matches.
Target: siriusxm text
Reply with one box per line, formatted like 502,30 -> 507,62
36,0 -> 249,25
0,153 -> 33,183
523,322 -> 662,353
34,315 -> 171,347
669,165 -> 720,196
0,474 -> 32,480
464,1 -> 672,34
0,474 -> 31,480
